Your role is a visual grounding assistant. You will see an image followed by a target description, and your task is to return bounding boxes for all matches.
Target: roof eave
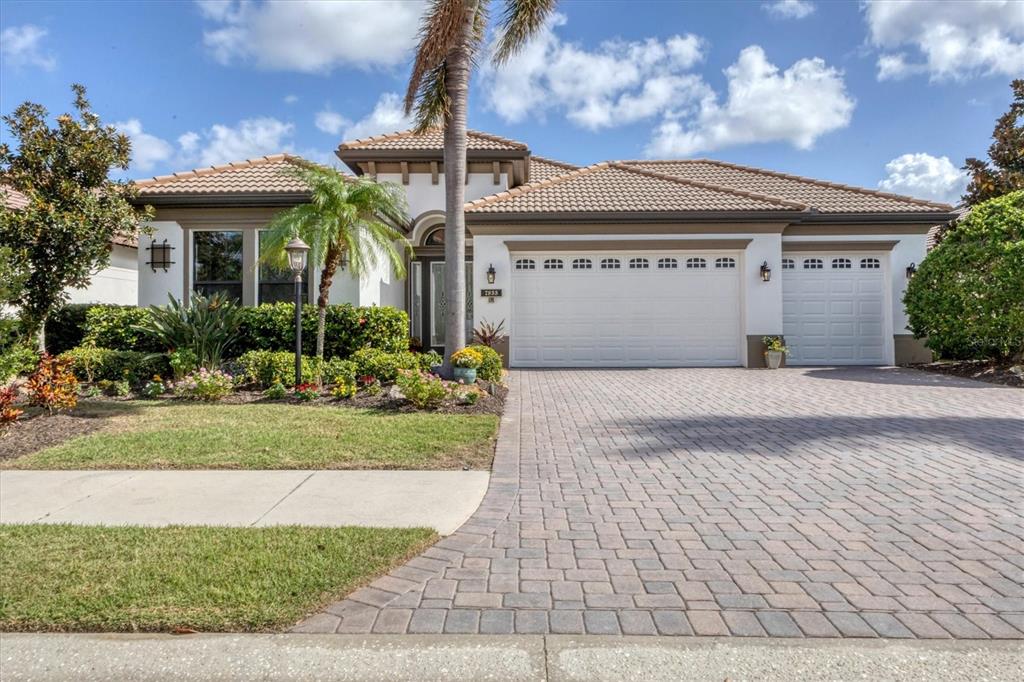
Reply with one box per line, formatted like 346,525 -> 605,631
801,211 -> 961,224
130,192 -> 311,208
465,209 -> 810,224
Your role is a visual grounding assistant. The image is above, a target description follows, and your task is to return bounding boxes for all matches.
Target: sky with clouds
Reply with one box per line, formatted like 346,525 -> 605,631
1,0 -> 1021,205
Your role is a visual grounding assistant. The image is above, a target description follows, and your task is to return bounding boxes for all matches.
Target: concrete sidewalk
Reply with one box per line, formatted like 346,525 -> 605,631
1,634 -> 1019,681
0,470 -> 488,535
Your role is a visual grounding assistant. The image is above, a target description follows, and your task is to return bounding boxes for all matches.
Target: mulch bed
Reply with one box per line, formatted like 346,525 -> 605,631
0,408 -> 113,462
908,360 -> 1024,387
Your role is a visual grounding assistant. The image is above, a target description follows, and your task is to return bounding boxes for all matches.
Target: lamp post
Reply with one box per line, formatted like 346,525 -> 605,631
285,237 -> 310,386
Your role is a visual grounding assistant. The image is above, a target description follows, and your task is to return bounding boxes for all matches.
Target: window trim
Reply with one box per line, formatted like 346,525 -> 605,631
572,258 -> 593,270
515,258 -> 536,271
543,258 -> 565,270
657,257 -> 678,270
686,257 -> 707,269
600,257 -> 621,270
714,257 -> 736,269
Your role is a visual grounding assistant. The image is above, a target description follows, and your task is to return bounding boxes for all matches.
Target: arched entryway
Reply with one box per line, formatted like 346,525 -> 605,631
409,225 -> 473,353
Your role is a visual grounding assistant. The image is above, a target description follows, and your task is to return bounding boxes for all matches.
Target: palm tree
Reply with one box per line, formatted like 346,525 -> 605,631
405,0 -> 556,372
261,162 -> 411,358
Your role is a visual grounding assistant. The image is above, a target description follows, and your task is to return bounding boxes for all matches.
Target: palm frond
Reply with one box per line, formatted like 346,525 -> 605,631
492,0 -> 557,65
405,0 -> 468,115
411,62 -> 450,133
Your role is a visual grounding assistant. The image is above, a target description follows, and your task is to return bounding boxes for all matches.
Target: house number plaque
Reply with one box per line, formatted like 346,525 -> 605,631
481,288 -> 502,302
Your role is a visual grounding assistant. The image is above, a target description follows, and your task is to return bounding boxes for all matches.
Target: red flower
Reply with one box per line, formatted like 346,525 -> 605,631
358,317 -> 367,326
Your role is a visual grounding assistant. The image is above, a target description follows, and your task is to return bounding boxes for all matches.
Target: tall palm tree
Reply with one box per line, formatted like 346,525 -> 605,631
405,0 -> 556,372
261,162 -> 411,358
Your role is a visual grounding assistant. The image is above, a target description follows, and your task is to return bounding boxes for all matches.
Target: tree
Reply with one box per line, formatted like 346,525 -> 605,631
962,79 -> 1023,206
260,163 -> 411,359
0,84 -> 152,344
904,191 -> 1024,362
405,0 -> 556,373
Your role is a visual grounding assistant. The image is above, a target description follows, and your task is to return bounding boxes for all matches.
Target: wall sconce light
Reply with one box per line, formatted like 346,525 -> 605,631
486,264 -> 496,284
145,239 -> 175,272
906,262 -> 917,279
760,261 -> 771,282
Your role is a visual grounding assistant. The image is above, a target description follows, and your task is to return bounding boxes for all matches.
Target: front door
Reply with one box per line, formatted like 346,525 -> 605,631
411,260 -> 473,353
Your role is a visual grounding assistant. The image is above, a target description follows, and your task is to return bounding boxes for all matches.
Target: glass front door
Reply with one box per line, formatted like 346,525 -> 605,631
414,260 -> 472,352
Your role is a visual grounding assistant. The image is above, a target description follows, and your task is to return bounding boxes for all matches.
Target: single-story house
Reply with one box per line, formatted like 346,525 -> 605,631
132,129 -> 957,368
1,186 -> 138,306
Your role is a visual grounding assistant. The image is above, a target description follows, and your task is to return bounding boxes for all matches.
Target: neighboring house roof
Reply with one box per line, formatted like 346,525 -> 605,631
338,128 -> 528,152
1,184 -> 136,247
926,205 -> 971,249
465,162 -> 808,216
132,154 -> 312,204
620,159 -> 952,214
528,156 -> 578,182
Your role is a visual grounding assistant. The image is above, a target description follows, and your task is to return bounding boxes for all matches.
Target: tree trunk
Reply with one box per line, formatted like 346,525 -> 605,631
316,243 -> 344,361
440,0 -> 476,377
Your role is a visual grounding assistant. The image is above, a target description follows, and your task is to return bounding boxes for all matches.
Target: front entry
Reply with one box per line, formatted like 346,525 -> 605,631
410,259 -> 473,353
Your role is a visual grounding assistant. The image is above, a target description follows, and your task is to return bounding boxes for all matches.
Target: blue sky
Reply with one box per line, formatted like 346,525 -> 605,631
2,0 -> 1021,204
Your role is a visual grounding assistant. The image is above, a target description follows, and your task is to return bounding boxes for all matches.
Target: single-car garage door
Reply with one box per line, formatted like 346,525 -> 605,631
782,254 -> 887,365
510,252 -> 742,367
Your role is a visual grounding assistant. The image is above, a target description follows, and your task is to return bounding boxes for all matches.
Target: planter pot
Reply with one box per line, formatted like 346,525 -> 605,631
765,350 -> 784,369
452,367 -> 477,384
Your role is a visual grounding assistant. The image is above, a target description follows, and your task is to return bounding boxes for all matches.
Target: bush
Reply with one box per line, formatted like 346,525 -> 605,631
396,369 -> 448,409
263,381 -> 288,400
26,353 -> 78,413
83,306 -> 161,353
1,345 -> 39,383
293,383 -> 320,401
904,192 -> 1024,360
60,346 -> 170,386
140,293 -> 243,368
173,368 -> 234,401
417,350 -> 443,372
1,386 -> 23,430
236,350 -> 354,388
97,378 -> 130,397
351,348 -> 420,383
45,304 -> 91,354
468,344 -> 502,382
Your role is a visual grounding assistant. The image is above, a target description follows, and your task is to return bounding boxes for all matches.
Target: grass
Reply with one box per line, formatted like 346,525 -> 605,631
4,401 -> 498,470
0,524 -> 436,632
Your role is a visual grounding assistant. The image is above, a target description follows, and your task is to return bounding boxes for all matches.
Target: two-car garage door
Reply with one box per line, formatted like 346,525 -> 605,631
510,252 -> 742,367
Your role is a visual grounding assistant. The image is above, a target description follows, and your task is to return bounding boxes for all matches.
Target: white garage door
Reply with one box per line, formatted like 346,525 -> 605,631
782,254 -> 887,365
510,252 -> 742,367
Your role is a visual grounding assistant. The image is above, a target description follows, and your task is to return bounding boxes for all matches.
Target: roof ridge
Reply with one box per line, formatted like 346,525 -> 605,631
465,162 -> 610,210
337,128 -> 425,150
606,162 -> 808,210
531,155 -> 579,169
338,127 -> 529,151
133,153 -> 300,187
624,158 -> 953,211
465,129 -> 529,150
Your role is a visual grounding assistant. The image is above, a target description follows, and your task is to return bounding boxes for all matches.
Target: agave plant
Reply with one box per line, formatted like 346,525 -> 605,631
139,292 -> 243,369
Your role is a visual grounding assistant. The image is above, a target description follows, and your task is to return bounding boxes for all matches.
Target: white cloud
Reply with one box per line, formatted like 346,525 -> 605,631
315,109 -> 350,135
878,153 -> 967,204
483,14 -> 709,130
1,24 -> 56,71
199,0 -> 422,73
115,120 -> 176,172
763,0 -> 815,20
283,94 -> 299,104
177,131 -> 201,155
865,0 -> 1024,81
197,118 -> 295,166
646,45 -> 854,156
340,93 -> 414,141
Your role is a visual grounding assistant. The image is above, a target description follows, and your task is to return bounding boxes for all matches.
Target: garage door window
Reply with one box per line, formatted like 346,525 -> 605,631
572,258 -> 592,270
803,258 -> 823,269
515,258 -> 536,271
861,258 -> 880,269
657,257 -> 678,269
832,258 -> 852,269
600,258 -> 621,269
629,257 -> 649,269
715,257 -> 736,269
686,257 -> 706,269
543,258 -> 564,270
782,258 -> 794,269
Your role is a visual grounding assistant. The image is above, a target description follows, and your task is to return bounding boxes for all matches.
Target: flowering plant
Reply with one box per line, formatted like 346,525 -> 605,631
358,374 -> 381,395
293,382 -> 320,401
140,375 -> 166,398
173,368 -> 234,401
450,348 -> 483,369
263,380 -> 288,400
396,369 -> 448,409
332,375 -> 357,399
762,335 -> 789,354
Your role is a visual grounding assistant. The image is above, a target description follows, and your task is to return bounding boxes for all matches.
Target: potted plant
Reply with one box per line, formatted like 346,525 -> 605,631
450,348 -> 483,384
762,335 -> 789,369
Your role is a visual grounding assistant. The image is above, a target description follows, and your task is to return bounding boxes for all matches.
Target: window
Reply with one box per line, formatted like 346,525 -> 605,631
715,257 -> 736,269
686,257 -> 706,269
423,228 -> 444,246
600,258 -> 621,269
629,257 -> 649,269
782,258 -> 795,270
543,258 -> 564,270
258,231 -> 308,304
515,258 -> 536,270
832,257 -> 852,269
861,258 -> 881,269
657,257 -> 678,269
193,231 -> 242,301
803,258 -> 824,269
572,258 -> 592,270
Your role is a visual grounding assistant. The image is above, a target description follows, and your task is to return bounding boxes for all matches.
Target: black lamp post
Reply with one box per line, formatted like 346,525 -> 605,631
285,237 -> 310,386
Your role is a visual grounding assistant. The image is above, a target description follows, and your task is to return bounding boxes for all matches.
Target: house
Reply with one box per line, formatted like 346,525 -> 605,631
1,186 -> 138,306
132,129 -> 957,368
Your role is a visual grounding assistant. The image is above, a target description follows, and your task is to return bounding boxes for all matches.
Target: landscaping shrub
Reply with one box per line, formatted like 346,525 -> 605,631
263,381 -> 288,400
417,350 -> 443,372
468,344 -> 502,382
140,293 -> 243,369
172,368 -> 234,401
351,348 -> 420,383
97,378 -> 130,397
1,386 -> 23,430
60,346 -> 170,386
45,304 -> 91,354
396,369 -> 448,409
83,305 -> 160,353
293,383 -> 320,401
904,191 -> 1024,360
26,353 -> 78,413
0,345 -> 39,383
236,350 -> 355,388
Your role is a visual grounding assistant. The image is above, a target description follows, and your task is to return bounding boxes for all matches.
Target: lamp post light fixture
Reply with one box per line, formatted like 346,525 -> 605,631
759,260 -> 772,283
906,262 -> 917,279
284,236 -> 310,386
486,264 -> 496,284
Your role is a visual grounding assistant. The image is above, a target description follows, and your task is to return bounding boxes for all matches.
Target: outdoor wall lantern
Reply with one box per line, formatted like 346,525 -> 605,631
760,260 -> 771,282
487,264 -> 496,284
285,236 -> 310,386
906,262 -> 917,279
145,239 -> 175,272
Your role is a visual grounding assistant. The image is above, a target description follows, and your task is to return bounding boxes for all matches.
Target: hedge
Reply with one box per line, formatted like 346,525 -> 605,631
235,350 -> 357,388
45,304 -> 90,355
468,344 -> 502,382
60,346 -> 171,386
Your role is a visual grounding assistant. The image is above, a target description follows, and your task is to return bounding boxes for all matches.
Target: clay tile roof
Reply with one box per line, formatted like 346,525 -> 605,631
529,156 -> 579,182
133,154 -> 311,196
1,185 -> 29,210
338,128 -> 528,152
465,162 -> 807,214
620,159 -> 953,214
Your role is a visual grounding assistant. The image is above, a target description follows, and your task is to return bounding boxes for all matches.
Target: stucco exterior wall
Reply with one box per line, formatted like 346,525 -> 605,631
66,244 -> 138,305
138,221 -> 185,307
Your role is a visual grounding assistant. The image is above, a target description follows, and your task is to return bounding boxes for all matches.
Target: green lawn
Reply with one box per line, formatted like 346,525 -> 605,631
4,402 -> 498,470
0,524 -> 435,632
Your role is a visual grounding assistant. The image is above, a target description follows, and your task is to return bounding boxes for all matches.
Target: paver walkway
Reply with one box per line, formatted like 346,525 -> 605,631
297,368 -> 1023,638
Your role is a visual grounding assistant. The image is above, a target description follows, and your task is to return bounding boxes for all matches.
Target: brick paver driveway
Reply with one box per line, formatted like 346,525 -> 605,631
298,367 -> 1023,638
